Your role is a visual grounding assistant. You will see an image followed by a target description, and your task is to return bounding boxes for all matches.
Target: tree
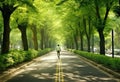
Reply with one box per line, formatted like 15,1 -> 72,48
78,21 -> 84,51
94,0 -> 115,55
18,21 -> 29,51
30,24 -> 38,50
28,12 -> 39,50
78,0 -> 117,54
0,1 -> 17,54
0,0 -> 35,54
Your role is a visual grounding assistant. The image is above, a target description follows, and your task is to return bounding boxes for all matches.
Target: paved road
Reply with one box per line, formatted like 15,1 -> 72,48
4,50 -> 119,82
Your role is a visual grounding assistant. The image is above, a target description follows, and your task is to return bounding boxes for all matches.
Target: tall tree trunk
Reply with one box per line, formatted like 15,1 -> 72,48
31,25 -> 38,50
78,22 -> 84,51
88,17 -> 91,52
73,34 -> 78,50
0,5 -> 17,54
40,28 -> 44,50
80,32 -> 84,51
44,31 -> 49,48
18,26 -> 28,51
111,29 -> 114,58
95,0 -> 111,55
0,33 -> 2,49
98,29 -> 105,55
87,35 -> 90,52
83,17 -> 91,52
45,34 -> 49,48
91,33 -> 94,53
1,13 -> 11,54
22,30 -> 28,51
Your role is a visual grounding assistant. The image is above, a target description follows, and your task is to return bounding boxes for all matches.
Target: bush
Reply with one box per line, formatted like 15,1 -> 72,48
25,49 -> 38,61
74,50 -> 120,72
0,53 -> 14,70
0,48 -> 52,70
38,48 -> 52,55
10,50 -> 25,64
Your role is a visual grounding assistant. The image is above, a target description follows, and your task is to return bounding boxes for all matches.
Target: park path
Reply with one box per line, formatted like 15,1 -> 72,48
4,50 -> 119,82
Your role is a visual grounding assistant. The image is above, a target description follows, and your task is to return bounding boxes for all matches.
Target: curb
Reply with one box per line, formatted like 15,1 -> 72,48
0,52 -> 51,82
77,54 -> 120,79
0,60 -> 35,82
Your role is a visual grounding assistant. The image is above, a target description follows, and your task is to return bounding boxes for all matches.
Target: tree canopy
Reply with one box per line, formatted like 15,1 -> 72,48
0,0 -> 120,55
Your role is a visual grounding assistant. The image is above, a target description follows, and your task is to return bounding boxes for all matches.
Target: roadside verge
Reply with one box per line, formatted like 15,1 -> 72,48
75,53 -> 120,80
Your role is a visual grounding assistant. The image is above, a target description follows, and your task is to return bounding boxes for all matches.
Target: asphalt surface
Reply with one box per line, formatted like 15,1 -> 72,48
2,50 -> 119,82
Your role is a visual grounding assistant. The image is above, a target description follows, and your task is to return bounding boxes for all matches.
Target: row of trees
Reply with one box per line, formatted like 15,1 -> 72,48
57,0 -> 120,55
0,0 -> 60,54
1,0 -> 120,55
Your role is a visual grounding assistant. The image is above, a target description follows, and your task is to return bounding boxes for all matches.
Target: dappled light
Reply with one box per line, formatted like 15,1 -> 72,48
40,52 -> 58,61
0,0 -> 120,82
32,73 -> 54,79
5,51 -> 119,82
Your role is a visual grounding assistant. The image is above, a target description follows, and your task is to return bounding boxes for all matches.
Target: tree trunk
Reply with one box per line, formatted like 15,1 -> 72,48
87,36 -> 90,52
31,25 -> 38,50
83,17 -> 91,52
0,33 -> 2,48
73,34 -> 78,50
91,33 -> 94,53
88,17 -> 91,52
0,5 -> 17,54
78,22 -> 84,51
21,29 -> 28,51
1,11 -> 11,54
40,28 -> 44,50
80,32 -> 84,51
45,34 -> 49,48
98,29 -> 105,55
18,26 -> 28,51
111,29 -> 114,58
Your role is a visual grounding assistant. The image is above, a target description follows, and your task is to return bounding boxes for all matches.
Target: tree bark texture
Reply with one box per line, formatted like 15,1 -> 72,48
1,12 -> 11,54
98,29 -> 105,55
18,25 -> 28,51
0,4 -> 17,54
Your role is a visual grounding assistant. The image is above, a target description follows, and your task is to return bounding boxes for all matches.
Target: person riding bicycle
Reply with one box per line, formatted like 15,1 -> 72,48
56,44 -> 61,59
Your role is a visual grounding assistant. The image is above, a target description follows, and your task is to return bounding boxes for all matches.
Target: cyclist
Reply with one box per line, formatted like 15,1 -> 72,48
56,44 -> 61,59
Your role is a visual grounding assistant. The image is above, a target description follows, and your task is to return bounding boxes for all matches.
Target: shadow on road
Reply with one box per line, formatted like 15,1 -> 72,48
5,50 -> 119,82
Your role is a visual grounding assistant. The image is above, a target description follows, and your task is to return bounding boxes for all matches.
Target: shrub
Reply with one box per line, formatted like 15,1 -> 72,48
10,50 -> 25,64
74,50 -> 120,72
38,48 -> 52,55
25,49 -> 38,61
0,53 -> 14,70
0,48 -> 52,71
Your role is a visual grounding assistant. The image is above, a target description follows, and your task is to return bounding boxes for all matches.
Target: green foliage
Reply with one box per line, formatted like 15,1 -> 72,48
10,50 -> 25,64
25,49 -> 38,61
113,6 -> 120,17
0,53 -> 14,70
74,50 -> 120,72
0,48 -> 51,70
56,0 -> 68,5
38,48 -> 52,55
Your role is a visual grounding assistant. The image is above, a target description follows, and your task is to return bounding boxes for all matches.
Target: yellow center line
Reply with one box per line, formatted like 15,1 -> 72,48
60,59 -> 64,82
55,59 -> 64,82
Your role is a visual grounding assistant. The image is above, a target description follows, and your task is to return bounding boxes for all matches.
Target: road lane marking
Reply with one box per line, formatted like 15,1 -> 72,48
60,59 -> 64,82
55,59 -> 64,82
